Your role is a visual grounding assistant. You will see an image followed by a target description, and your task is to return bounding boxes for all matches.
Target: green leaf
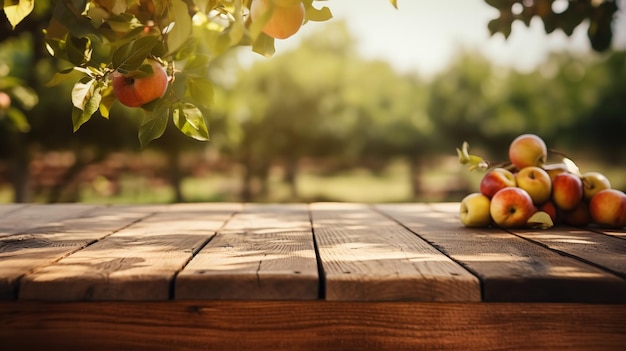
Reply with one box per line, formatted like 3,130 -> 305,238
45,68 -> 85,87
388,0 -> 398,9
70,78 -> 102,132
305,3 -> 333,21
6,107 -> 30,132
252,33 -> 276,58
139,106 -> 169,147
71,78 -> 95,110
66,35 -> 92,66
51,0 -> 100,39
186,77 -> 214,108
111,35 -> 159,71
2,0 -> 34,29
166,0 -> 193,55
71,106 -> 92,132
173,103 -> 209,141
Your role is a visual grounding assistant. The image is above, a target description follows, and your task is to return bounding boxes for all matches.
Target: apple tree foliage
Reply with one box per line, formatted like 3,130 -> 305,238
0,0 -> 621,146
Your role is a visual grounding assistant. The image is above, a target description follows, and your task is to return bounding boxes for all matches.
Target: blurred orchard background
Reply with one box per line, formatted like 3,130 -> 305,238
1,0 -> 626,204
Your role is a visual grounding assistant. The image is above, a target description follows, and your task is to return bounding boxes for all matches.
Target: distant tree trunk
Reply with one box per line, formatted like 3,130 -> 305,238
408,155 -> 423,200
9,138 -> 31,203
284,158 -> 299,200
167,148 -> 184,203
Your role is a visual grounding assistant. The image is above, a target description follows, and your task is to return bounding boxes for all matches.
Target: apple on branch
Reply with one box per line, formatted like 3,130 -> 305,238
111,59 -> 168,108
250,0 -> 306,39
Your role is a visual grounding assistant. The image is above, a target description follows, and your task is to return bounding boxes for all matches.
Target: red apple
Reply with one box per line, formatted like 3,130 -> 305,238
515,166 -> 552,205
561,201 -> 591,226
490,187 -> 537,228
551,172 -> 583,211
480,168 -> 516,198
111,59 -> 168,108
250,0 -> 305,39
460,193 -> 492,227
508,134 -> 548,170
589,189 -> 626,228
581,171 -> 611,201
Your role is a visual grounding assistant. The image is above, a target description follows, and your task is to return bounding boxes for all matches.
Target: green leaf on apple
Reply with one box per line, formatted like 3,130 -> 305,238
252,33 -> 276,58
173,103 -> 209,141
111,35 -> 160,71
527,211 -> 554,229
139,105 -> 169,148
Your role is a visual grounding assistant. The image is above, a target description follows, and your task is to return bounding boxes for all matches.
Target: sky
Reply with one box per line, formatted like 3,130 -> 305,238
264,0 -> 626,77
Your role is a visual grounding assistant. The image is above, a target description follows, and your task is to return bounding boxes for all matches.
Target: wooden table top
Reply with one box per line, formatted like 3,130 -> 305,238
2,202 -> 625,303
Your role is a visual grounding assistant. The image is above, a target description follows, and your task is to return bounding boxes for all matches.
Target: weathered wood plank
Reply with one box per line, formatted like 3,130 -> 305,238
0,204 -> 28,218
1,301 -> 625,351
311,203 -> 480,302
18,203 -> 241,301
377,203 -> 626,302
0,205 -> 154,300
176,204 -> 318,300
511,225 -> 626,280
0,204 -> 99,237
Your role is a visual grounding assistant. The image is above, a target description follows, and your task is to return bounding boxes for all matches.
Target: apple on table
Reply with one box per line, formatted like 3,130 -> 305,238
460,193 -> 492,228
480,168 -> 516,198
516,166 -> 552,205
551,172 -> 583,211
589,189 -> 626,228
490,187 -> 537,228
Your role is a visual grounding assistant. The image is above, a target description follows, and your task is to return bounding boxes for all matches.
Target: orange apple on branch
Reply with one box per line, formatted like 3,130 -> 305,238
250,0 -> 306,39
589,189 -> 626,228
111,59 -> 168,108
490,187 -> 537,228
460,193 -> 492,228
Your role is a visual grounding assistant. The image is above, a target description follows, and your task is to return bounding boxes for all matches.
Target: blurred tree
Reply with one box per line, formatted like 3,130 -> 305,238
486,0 -> 619,52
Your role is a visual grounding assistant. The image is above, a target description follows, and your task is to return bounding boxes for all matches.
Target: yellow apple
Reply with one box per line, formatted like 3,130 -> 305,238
589,189 -> 626,228
250,0 -> 305,39
581,171 -> 611,201
490,187 -> 537,228
508,133 -> 548,170
111,59 -> 168,108
551,172 -> 583,211
515,166 -> 552,205
460,193 -> 492,227
479,168 -> 516,198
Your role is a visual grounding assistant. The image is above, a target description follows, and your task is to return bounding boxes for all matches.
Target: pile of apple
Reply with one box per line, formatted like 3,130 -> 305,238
459,134 -> 626,229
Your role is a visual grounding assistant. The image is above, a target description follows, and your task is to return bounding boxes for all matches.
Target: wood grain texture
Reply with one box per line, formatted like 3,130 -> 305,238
311,203 -> 480,302
511,226 -> 626,280
0,204 -> 99,237
1,300 -> 625,351
17,203 -> 241,301
176,204 -> 318,300
0,206 -> 152,300
377,203 -> 626,302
